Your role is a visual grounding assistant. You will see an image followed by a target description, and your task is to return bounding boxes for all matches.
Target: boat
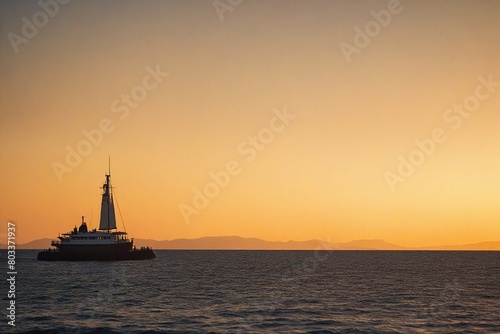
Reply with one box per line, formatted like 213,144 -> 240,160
38,164 -> 156,261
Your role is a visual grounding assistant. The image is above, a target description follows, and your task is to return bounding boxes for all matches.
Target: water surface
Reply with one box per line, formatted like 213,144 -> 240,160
4,250 -> 500,333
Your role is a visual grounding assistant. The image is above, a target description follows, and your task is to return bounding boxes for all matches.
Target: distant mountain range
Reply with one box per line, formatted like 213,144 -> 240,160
2,236 -> 500,250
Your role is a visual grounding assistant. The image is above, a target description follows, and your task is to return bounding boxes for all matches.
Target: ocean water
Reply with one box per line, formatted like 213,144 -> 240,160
3,250 -> 500,333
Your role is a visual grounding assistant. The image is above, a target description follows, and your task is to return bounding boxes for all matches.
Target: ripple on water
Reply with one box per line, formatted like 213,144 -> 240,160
9,250 -> 500,334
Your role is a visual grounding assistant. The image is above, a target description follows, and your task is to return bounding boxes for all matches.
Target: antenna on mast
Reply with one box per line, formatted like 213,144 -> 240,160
108,156 -> 111,176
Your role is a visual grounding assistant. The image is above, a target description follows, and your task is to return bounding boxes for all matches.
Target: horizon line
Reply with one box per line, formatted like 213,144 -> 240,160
7,235 -> 500,251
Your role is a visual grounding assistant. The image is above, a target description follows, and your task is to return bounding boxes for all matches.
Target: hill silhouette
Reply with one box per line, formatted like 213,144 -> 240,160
3,236 -> 499,250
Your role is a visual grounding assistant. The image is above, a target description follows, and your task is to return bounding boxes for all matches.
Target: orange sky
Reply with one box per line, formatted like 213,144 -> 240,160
1,0 -> 499,247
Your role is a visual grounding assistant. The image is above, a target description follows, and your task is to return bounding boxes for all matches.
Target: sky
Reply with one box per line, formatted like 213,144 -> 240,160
1,0 -> 499,247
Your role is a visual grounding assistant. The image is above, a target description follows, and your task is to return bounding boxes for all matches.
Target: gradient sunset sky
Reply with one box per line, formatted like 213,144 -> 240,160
1,0 -> 499,246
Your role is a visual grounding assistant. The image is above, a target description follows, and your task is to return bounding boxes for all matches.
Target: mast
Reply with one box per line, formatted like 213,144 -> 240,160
99,159 -> 117,231
107,157 -> 110,232
107,174 -> 110,232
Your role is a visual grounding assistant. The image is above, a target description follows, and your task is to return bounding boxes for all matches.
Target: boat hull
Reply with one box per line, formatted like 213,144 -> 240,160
37,249 -> 156,261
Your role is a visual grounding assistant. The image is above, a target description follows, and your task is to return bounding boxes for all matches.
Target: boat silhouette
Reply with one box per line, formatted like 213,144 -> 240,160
38,163 -> 155,261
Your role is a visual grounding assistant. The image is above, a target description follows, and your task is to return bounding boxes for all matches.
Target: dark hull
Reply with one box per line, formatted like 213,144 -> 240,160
38,245 -> 156,261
